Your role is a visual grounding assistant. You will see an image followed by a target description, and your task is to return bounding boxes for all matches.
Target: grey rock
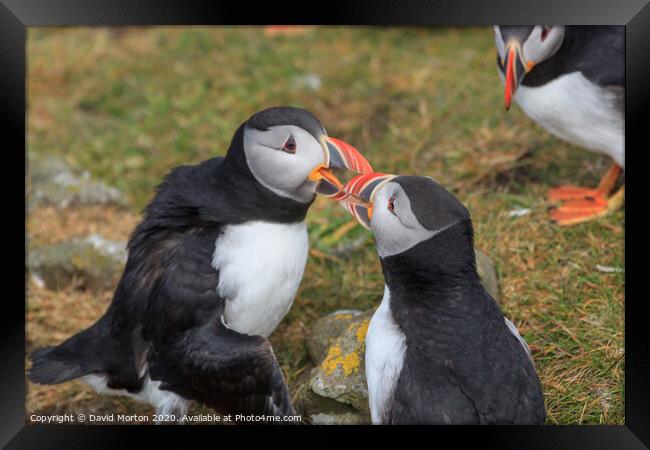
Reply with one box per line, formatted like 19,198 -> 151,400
306,309 -> 365,365
292,364 -> 370,425
475,249 -> 500,302
28,156 -> 127,209
310,412 -> 369,425
308,310 -> 373,415
28,234 -> 127,291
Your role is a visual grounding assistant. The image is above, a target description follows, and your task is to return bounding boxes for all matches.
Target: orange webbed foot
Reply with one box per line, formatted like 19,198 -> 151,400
548,185 -> 603,202
548,185 -> 624,226
547,164 -> 623,226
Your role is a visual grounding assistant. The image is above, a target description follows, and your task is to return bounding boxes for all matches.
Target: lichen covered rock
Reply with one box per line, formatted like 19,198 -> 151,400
307,310 -> 373,418
306,309 -> 365,365
292,365 -> 369,424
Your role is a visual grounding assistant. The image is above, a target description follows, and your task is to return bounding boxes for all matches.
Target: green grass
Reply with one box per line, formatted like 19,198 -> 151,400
27,26 -> 624,424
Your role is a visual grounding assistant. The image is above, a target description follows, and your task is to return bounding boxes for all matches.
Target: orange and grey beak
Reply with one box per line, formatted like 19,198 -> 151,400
339,172 -> 396,229
502,41 -> 532,110
309,136 -> 373,198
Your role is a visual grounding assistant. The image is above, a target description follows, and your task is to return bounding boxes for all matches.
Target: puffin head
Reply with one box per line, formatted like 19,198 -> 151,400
494,25 -> 566,109
339,173 -> 471,258
240,106 -> 371,203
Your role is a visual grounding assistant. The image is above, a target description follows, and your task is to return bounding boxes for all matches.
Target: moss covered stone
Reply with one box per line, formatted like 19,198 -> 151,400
28,235 -> 127,292
29,156 -> 127,210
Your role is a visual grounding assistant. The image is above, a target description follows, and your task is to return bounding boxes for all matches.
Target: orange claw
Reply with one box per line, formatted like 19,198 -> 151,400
549,188 -> 623,226
549,201 -> 610,225
548,186 -> 603,202
548,164 -> 622,203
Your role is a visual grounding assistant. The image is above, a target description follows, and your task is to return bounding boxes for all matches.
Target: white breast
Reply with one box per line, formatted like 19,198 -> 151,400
365,285 -> 407,424
212,220 -> 308,338
506,71 -> 624,167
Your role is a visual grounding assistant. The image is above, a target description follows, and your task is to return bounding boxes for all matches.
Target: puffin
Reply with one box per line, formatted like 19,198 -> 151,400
339,173 -> 546,424
28,106 -> 371,422
494,26 -> 624,225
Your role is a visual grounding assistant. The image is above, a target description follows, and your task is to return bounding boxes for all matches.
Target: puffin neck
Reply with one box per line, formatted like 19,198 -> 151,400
380,220 -> 479,298
216,124 -> 313,224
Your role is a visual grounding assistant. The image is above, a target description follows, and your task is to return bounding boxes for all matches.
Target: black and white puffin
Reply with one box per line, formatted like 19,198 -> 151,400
28,106 -> 371,421
494,25 -> 624,225
340,173 -> 546,424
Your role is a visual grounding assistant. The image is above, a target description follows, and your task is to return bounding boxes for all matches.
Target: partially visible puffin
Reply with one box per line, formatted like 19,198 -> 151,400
28,106 -> 371,422
340,173 -> 546,424
494,26 -> 624,225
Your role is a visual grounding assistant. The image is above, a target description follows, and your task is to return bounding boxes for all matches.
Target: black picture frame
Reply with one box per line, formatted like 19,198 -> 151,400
3,0 -> 648,447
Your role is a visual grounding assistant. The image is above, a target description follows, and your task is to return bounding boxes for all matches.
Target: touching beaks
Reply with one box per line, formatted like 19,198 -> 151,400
502,41 -> 534,110
310,136 -> 374,198
339,172 -> 396,229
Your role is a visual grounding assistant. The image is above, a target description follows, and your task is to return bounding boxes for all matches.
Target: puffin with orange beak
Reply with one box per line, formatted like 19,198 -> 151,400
28,106 -> 372,422
339,173 -> 546,424
495,26 -> 624,225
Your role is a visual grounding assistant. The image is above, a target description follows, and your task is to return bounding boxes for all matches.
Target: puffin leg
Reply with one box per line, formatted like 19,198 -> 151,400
548,164 -> 622,202
549,184 -> 625,226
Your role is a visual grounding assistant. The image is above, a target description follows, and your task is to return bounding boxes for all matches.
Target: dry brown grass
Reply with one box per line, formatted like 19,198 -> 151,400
27,206 -> 139,246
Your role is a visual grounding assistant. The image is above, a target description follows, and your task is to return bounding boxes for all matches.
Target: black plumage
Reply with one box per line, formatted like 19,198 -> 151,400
147,303 -> 294,417
376,177 -> 545,424
28,109 -> 323,420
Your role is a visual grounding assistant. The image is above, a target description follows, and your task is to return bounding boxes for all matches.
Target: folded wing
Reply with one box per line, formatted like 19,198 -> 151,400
148,312 -> 296,421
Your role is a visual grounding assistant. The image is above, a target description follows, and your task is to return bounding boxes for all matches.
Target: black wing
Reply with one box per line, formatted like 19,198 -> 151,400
451,291 -> 546,424
148,314 -> 296,421
389,286 -> 545,425
573,26 -> 624,88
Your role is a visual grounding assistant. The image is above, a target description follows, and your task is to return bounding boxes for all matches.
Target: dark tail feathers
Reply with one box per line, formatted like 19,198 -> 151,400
28,345 -> 93,385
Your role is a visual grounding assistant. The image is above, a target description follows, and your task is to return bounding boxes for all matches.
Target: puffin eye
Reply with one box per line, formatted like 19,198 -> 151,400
541,26 -> 550,41
387,196 -> 396,215
282,135 -> 297,154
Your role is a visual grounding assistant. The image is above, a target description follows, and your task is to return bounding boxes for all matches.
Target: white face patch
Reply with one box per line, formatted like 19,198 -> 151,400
365,285 -> 407,424
522,25 -> 565,64
212,221 -> 309,337
494,26 -> 506,61
243,125 -> 325,203
370,182 -> 435,258
501,71 -> 624,167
